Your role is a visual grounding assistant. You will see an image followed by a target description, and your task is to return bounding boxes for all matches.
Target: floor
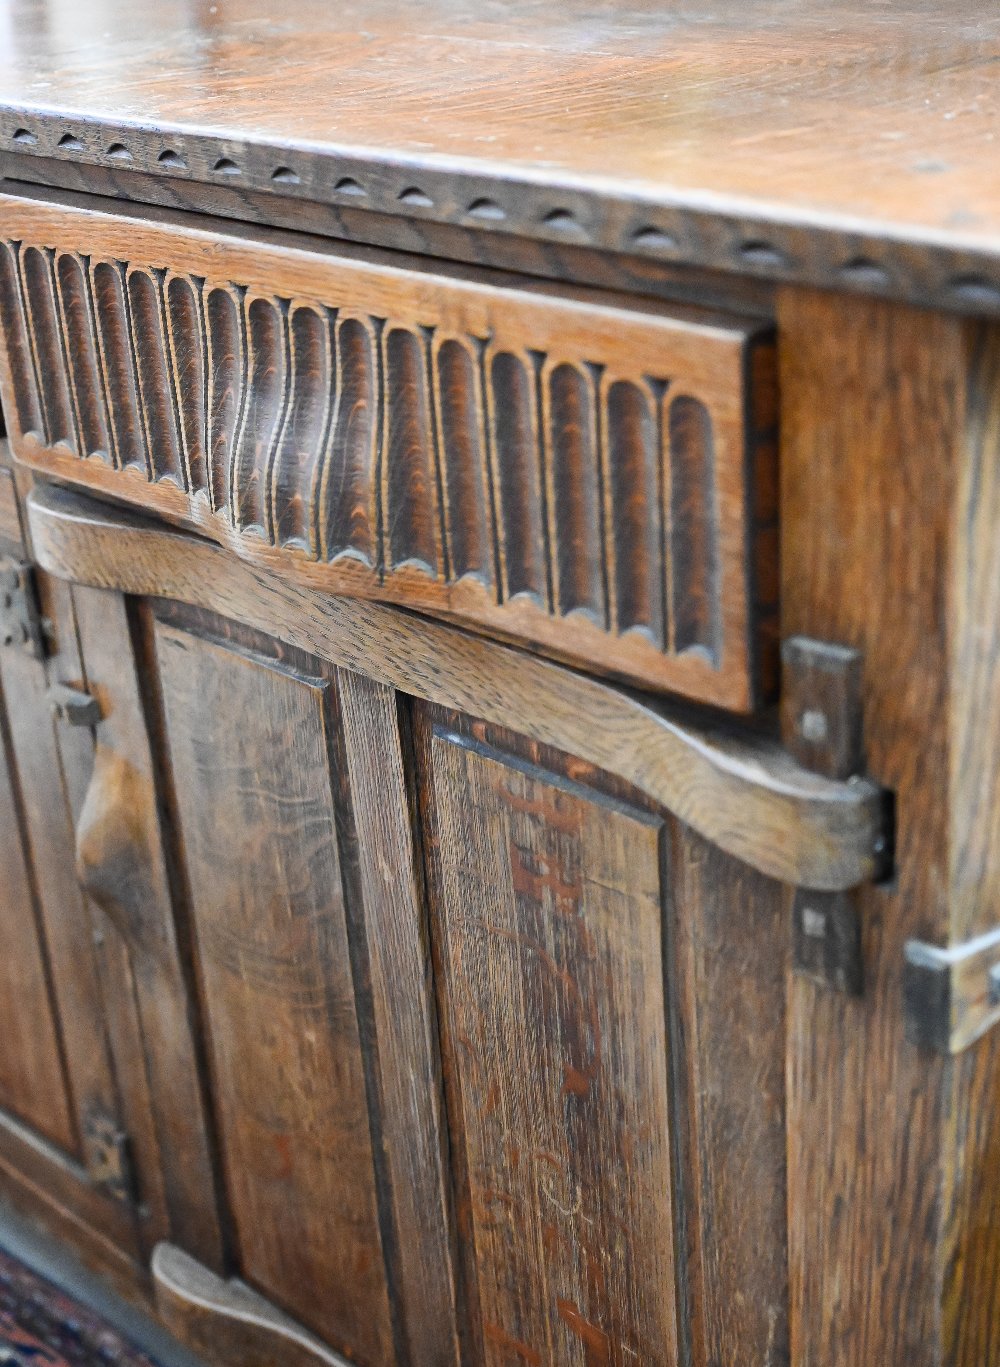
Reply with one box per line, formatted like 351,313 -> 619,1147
0,1204 -> 205,1367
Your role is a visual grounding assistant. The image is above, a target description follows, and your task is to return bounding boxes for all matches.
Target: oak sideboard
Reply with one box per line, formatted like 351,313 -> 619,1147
0,3 -> 998,1365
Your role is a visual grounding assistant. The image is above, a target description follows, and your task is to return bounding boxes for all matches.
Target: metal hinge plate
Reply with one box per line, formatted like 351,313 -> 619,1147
0,557 -> 45,658
82,1107 -> 138,1205
904,926 -> 1000,1054
782,635 -> 881,997
792,889 -> 864,996
48,682 -> 101,727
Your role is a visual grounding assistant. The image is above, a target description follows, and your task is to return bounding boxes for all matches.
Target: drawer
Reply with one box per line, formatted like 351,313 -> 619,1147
0,191 -> 777,710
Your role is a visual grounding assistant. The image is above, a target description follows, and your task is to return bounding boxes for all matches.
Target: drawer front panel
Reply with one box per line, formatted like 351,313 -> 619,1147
0,192 -> 776,709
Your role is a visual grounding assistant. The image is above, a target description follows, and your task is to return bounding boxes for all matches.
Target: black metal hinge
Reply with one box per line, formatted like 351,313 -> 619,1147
82,1107 -> 138,1206
0,556 -> 45,658
782,635 -> 878,997
904,928 -> 1000,1054
48,682 -> 102,727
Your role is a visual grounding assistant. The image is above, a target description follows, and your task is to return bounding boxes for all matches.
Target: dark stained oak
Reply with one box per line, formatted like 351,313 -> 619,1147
418,720 -> 680,1365
0,666 -> 74,1150
778,290 -> 1000,1367
2,2 -> 1000,310
668,824 -> 789,1366
413,706 -> 792,1365
335,671 -> 460,1367
0,188 -> 777,710
153,616 -> 396,1367
24,482 -> 887,893
4,7 -> 1000,1362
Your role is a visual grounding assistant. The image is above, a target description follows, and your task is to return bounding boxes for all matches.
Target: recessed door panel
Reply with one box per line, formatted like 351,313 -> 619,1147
0,693 -> 73,1149
155,619 -> 395,1367
419,723 -> 680,1365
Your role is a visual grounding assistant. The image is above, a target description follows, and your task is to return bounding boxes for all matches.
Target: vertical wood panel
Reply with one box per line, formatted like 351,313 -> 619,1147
337,670 -> 460,1367
940,321 -> 1000,1366
419,720 -> 680,1366
0,455 -> 144,1263
0,573 -> 139,1178
154,621 -> 395,1367
74,587 -> 223,1267
0,674 -> 73,1149
779,288 -> 958,1366
670,826 -> 789,1367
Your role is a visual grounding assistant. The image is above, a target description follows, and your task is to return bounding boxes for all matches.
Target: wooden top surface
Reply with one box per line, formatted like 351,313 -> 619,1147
1,0 -> 999,306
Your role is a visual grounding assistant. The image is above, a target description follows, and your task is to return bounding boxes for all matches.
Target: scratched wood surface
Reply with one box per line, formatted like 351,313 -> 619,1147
0,1 -> 1000,311
153,612 -> 396,1367
0,188 -> 777,710
421,723 -> 678,1365
335,670 -> 459,1367
414,705 -> 790,1365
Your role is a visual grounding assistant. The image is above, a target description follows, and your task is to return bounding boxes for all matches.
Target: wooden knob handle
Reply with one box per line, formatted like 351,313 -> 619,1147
75,742 -> 166,962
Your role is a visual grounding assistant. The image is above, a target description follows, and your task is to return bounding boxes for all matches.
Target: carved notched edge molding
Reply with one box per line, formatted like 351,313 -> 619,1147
3,108 -> 1000,318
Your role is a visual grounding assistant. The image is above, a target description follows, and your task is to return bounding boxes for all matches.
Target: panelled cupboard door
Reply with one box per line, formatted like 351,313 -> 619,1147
144,602 -> 459,1367
132,598 -> 790,1367
414,706 -> 790,1367
0,457 -> 169,1284
20,473 -> 803,1365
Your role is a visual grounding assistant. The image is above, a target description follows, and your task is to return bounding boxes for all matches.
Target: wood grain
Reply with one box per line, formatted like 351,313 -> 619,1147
1,1 -> 1000,310
417,718 -> 680,1365
153,1243 -> 352,1367
949,322 -> 1000,943
0,562 -> 156,1245
669,825 -> 790,1366
0,191 -> 776,709
26,483 -> 887,892
412,708 -> 791,1365
0,665 -> 74,1150
72,585 -> 224,1269
780,289 -> 963,1366
335,671 -> 460,1367
154,618 -> 394,1366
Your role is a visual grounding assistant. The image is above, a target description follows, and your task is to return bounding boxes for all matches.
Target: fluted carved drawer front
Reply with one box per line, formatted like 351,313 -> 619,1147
0,191 -> 777,709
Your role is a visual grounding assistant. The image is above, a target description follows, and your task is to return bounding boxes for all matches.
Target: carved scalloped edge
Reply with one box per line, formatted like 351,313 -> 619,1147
3,107 -> 1000,317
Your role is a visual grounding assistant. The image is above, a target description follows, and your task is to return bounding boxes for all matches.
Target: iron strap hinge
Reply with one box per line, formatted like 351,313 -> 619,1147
904,927 -> 1000,1054
782,635 -> 878,998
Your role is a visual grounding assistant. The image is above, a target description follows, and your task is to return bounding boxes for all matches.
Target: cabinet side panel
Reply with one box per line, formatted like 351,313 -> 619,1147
779,288 -> 958,1366
419,723 -> 680,1366
154,621 -> 395,1367
0,675 -> 74,1149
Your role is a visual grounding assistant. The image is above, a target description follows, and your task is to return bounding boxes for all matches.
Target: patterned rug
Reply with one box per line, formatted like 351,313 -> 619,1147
0,1247 -> 158,1366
